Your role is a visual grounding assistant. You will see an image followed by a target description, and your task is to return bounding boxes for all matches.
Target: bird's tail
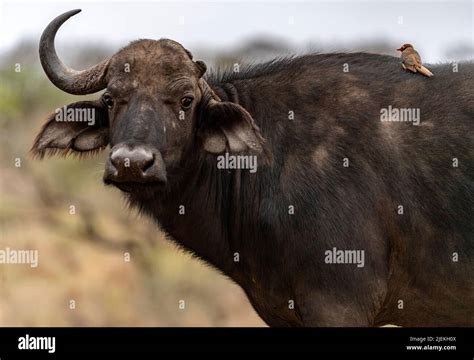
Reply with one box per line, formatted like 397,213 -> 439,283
417,65 -> 434,77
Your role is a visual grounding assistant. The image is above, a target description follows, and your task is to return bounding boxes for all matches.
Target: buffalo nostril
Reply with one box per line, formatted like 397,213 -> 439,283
110,155 -> 121,169
141,154 -> 155,174
110,147 -> 127,169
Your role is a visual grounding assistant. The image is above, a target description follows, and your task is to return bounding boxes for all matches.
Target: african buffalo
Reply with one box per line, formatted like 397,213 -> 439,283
32,10 -> 473,326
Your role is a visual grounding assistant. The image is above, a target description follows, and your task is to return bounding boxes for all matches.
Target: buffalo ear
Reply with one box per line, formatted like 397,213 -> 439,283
194,60 -> 207,78
199,101 -> 266,154
31,100 -> 109,158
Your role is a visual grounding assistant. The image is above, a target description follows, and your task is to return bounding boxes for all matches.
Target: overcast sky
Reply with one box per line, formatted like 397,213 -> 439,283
0,0 -> 472,62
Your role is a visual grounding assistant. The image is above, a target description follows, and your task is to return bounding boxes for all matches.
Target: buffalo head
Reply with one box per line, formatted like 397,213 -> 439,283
32,9 -> 266,193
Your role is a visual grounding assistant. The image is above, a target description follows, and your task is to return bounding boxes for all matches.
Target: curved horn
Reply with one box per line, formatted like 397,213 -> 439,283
39,9 -> 109,95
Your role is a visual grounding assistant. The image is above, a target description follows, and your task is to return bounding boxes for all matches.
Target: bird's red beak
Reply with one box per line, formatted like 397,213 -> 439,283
396,48 -> 402,51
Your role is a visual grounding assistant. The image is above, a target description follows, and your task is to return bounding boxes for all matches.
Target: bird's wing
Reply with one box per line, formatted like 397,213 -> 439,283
402,51 -> 417,67
412,50 -> 423,66
401,54 -> 417,72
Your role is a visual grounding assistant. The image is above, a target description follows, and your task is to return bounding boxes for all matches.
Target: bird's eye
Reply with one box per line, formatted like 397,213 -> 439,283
102,94 -> 114,109
180,96 -> 194,110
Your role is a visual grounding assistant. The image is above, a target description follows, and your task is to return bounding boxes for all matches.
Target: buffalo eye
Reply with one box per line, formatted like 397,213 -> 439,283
180,96 -> 194,110
102,94 -> 114,109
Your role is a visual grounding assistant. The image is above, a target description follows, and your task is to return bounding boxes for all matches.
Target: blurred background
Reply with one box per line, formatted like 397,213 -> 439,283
0,0 -> 472,326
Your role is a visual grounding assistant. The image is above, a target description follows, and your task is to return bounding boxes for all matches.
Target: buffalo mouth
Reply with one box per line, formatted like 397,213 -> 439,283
103,179 -> 166,193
